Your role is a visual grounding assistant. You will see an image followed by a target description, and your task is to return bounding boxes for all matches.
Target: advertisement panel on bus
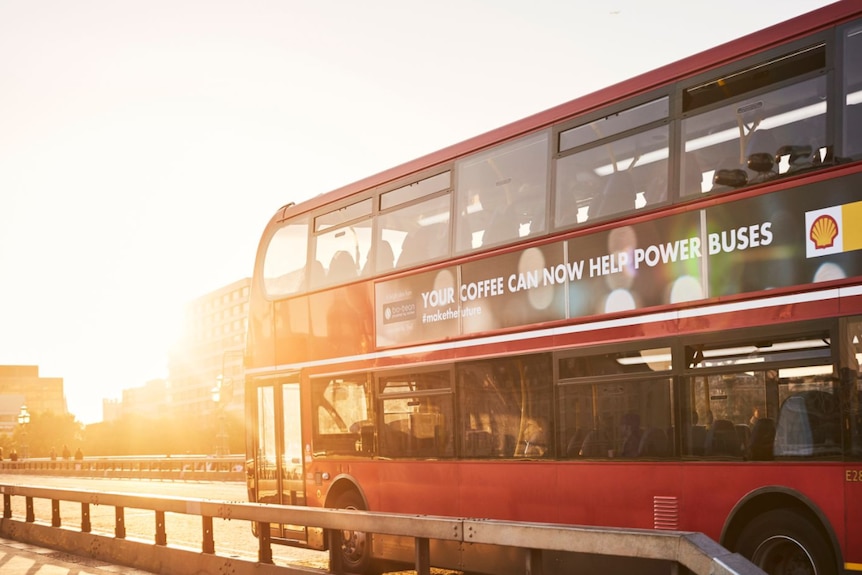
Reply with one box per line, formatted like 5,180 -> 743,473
376,172 -> 862,347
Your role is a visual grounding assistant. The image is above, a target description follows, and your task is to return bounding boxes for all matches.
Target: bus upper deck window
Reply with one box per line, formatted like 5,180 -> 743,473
313,199 -> 373,288
378,172 -> 452,272
555,125 -> 669,228
262,218 -> 310,298
454,131 -> 549,253
843,24 -> 862,159
555,97 -> 669,229
681,45 -> 828,196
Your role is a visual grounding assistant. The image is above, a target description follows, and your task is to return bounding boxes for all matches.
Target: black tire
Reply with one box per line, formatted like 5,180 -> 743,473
330,490 -> 372,574
736,508 -> 836,575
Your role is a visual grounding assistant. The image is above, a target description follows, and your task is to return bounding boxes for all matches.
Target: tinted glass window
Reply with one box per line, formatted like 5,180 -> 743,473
843,317 -> 862,459
559,379 -> 673,459
555,125 -> 669,228
312,376 -> 372,455
314,199 -> 372,231
378,193 -> 451,272
683,335 -> 838,460
559,347 -> 672,379
379,372 -> 453,458
458,355 -> 552,458
683,45 -> 825,112
455,131 -> 549,252
381,172 -> 451,211
559,97 -> 668,152
313,219 -> 372,288
682,76 -> 828,195
263,218 -> 309,298
843,24 -> 862,159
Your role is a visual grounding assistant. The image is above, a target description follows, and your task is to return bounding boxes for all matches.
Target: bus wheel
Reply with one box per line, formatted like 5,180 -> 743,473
736,508 -> 835,575
331,490 -> 372,574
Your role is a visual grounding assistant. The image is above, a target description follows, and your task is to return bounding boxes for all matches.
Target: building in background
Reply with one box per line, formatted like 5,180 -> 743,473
167,278 -> 250,420
100,278 -> 250,426
0,365 -> 67,433
102,398 -> 121,422
121,378 -> 169,420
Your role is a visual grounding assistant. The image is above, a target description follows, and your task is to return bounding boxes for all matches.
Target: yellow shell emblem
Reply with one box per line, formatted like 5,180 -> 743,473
809,214 -> 838,249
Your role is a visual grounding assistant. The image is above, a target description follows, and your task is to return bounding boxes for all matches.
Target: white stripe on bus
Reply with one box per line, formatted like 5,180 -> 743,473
247,286 -> 857,375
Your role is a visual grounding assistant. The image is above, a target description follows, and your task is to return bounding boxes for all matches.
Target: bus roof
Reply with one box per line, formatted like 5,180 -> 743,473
272,1 -> 856,227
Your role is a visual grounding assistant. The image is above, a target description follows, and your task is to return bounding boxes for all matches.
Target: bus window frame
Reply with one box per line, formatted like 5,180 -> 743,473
679,321 -> 841,459
311,198 -> 373,289
309,373 -> 375,457
681,43 -> 829,115
839,315 -> 862,460
262,216 -> 312,299
682,332 -> 834,376
376,183 -> 453,273
454,130 -> 552,255
839,20 -> 862,160
376,366 -> 455,459
248,373 -> 303,504
554,339 -> 676,382
456,353 -> 554,459
676,31 -> 834,198
553,340 -> 676,459
552,91 -> 673,231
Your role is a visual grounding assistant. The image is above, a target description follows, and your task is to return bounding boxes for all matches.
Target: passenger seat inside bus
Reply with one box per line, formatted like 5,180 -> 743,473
705,419 -> 742,456
364,239 -> 393,275
773,391 -> 841,457
328,250 -> 358,283
592,171 -> 636,219
638,427 -> 669,457
397,223 -> 445,268
465,430 -> 494,457
747,417 -> 776,460
383,419 -> 410,457
744,128 -> 778,183
308,260 -> 326,289
578,429 -> 610,458
688,425 -> 707,456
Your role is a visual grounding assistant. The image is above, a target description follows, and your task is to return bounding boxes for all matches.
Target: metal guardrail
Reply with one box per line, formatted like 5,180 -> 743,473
0,482 -> 765,575
0,455 -> 245,481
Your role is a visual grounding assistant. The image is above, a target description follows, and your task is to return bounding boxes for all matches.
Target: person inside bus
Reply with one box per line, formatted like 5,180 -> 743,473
480,188 -> 518,247
620,412 -> 643,458
327,250 -> 358,283
481,183 -> 544,247
523,418 -> 548,457
749,405 -> 762,426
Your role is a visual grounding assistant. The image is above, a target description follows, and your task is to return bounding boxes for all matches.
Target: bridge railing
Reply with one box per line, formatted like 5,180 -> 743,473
0,482 -> 765,575
0,455 -> 245,481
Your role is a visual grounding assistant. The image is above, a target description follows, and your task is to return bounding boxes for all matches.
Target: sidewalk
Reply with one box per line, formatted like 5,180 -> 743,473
0,537 -> 154,574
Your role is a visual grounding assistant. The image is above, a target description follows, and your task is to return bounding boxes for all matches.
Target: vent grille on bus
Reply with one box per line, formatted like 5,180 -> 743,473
653,496 -> 679,530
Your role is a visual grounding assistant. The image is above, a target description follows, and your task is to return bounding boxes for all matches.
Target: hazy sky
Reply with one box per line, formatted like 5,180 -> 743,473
0,0 -> 834,424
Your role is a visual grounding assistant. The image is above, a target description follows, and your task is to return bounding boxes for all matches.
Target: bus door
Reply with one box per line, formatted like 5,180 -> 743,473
251,375 -> 307,543
843,316 -> 862,566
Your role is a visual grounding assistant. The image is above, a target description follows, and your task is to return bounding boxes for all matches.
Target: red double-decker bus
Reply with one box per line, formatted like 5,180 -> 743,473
244,3 -> 862,574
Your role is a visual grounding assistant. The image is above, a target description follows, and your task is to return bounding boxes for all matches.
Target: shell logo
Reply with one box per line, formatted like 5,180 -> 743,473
809,214 -> 839,250
805,201 -> 861,259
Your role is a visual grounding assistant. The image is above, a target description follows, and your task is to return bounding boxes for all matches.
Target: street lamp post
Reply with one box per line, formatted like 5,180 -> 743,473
17,405 -> 30,460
